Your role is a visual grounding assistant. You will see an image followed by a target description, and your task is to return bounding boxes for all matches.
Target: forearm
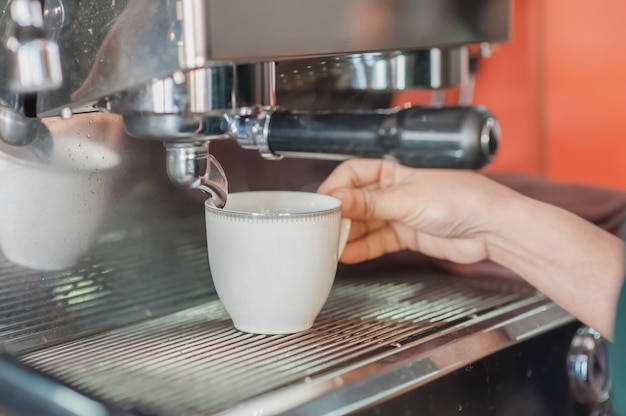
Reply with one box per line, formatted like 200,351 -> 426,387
486,191 -> 625,340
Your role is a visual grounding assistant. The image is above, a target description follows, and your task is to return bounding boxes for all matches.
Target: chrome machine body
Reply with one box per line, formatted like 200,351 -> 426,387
0,1 -> 605,415
3,0 -> 506,206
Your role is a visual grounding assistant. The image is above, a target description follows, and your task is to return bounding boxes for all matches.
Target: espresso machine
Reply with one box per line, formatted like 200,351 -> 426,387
0,1 -> 611,415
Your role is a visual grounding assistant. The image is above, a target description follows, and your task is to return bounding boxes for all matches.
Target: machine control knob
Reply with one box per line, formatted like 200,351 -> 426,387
568,326 -> 611,405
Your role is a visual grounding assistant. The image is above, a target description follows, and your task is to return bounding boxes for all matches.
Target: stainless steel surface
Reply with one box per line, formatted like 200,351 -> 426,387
0,133 -> 335,356
0,213 -> 214,355
2,0 -> 62,93
14,273 -> 571,416
276,49 -> 468,92
0,125 -> 577,414
116,63 -> 276,144
227,109 -> 278,160
35,0 -> 510,115
0,358 -> 117,416
106,64 -> 276,121
0,0 -> 61,160
0,0 -> 511,197
0,2 -> 546,413
165,142 -> 229,207
0,104 -> 51,153
0,0 -> 510,196
568,326 -> 611,405
0,0 -> 61,149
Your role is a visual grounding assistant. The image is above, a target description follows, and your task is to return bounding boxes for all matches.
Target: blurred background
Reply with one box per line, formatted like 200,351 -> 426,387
394,0 -> 626,189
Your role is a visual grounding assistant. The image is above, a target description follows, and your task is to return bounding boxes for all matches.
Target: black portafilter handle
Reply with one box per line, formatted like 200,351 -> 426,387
266,106 -> 500,169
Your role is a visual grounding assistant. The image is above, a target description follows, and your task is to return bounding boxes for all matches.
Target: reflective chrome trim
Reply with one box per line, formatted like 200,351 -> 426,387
568,326 -> 611,405
276,49 -> 467,92
34,0 -> 511,114
229,107 -> 282,160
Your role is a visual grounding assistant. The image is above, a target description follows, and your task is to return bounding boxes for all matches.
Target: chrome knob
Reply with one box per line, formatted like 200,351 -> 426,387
5,0 -> 63,92
568,326 -> 611,405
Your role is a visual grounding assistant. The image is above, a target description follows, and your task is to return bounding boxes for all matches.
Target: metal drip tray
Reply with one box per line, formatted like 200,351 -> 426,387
0,216 -> 215,355
0,210 -> 573,415
16,274 -> 572,416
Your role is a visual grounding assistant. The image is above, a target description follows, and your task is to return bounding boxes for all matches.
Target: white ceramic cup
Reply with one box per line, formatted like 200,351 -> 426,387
205,191 -> 351,334
0,135 -> 120,270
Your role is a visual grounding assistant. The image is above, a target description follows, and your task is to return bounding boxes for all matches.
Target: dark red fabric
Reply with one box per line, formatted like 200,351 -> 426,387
441,173 -> 626,279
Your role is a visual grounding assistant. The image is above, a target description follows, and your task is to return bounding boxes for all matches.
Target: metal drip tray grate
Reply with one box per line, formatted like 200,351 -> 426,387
0,215 -> 214,354
17,274 -> 560,416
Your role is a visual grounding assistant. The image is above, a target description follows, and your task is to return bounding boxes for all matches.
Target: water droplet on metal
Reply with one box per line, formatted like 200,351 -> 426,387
60,107 -> 73,120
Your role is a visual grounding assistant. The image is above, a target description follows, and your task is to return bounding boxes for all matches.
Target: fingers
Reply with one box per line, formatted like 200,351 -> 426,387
332,186 -> 411,224
318,159 -> 395,194
319,159 -> 497,266
348,219 -> 388,241
319,159 -> 416,223
340,225 -> 405,264
319,160 -> 413,264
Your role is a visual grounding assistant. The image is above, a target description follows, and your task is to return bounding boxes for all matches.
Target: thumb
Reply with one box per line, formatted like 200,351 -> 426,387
331,187 -> 401,222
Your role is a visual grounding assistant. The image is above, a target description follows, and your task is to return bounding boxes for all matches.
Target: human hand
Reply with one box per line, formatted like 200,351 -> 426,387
319,159 -> 626,340
317,159 -> 517,265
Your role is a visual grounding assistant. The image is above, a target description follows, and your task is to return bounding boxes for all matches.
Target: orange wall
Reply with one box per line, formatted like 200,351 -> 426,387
475,0 -> 543,176
545,1 -> 626,189
396,1 -> 626,190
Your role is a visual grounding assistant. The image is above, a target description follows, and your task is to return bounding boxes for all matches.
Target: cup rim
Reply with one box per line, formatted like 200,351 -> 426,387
205,190 -> 342,218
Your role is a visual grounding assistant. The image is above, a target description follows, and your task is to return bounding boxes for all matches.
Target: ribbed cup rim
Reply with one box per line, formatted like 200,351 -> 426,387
205,190 -> 341,219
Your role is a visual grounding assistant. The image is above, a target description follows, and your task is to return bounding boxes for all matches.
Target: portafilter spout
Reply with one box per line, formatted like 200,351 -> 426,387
165,142 -> 228,208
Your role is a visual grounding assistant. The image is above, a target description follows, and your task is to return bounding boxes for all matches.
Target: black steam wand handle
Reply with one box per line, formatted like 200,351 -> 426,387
266,106 -> 500,169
